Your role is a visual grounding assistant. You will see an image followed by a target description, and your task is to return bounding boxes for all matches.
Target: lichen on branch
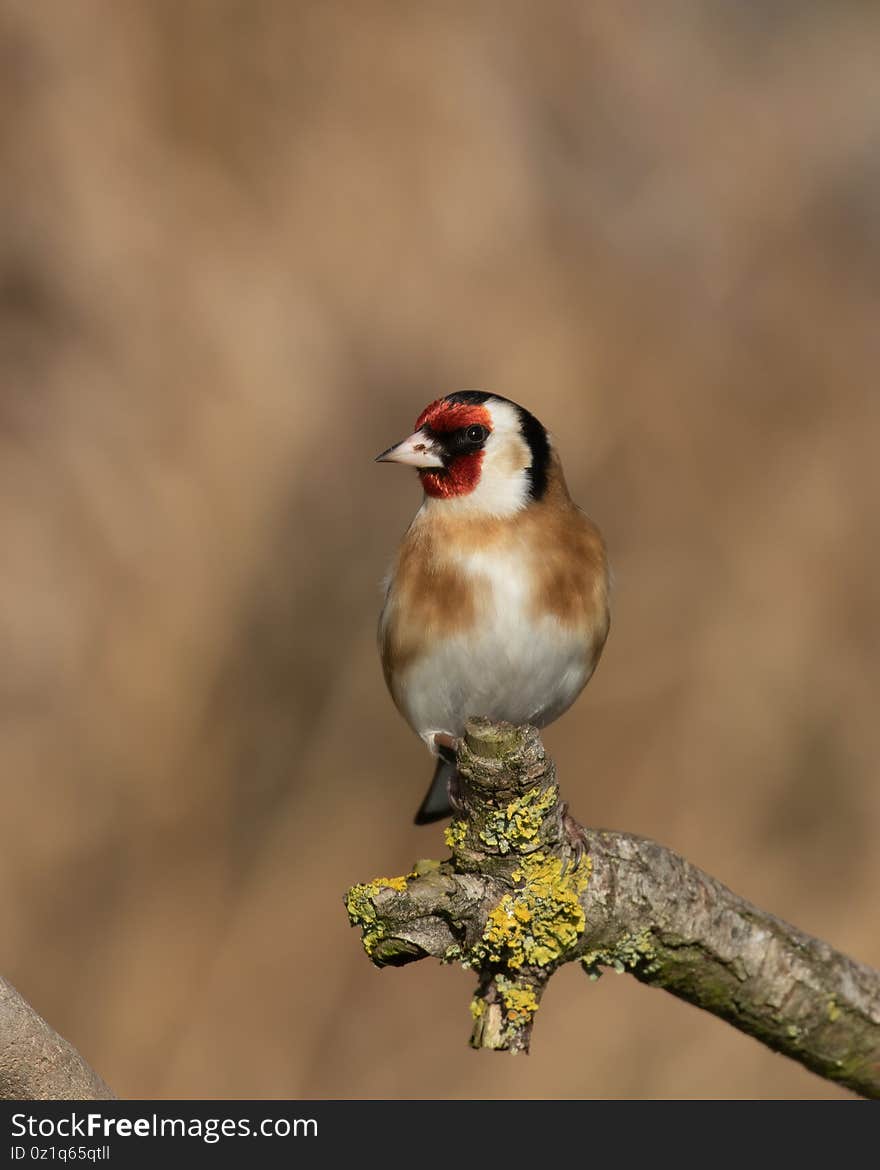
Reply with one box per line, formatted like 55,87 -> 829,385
345,720 -> 585,1052
344,718 -> 880,1095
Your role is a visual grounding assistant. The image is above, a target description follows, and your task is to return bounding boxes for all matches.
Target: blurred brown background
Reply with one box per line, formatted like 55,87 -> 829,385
1,0 -> 878,1100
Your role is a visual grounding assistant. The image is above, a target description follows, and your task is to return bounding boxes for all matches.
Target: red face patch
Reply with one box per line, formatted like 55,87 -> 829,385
414,397 -> 492,498
414,398 -> 491,435
420,452 -> 484,498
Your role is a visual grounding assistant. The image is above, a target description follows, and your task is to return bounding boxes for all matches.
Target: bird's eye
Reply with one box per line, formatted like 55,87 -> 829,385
465,424 -> 488,444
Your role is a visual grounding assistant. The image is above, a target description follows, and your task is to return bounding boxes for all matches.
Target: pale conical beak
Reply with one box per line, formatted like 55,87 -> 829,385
375,429 -> 445,469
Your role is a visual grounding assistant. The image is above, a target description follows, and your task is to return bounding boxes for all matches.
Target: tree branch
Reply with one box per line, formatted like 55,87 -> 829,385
0,976 -> 115,1100
345,719 -> 880,1097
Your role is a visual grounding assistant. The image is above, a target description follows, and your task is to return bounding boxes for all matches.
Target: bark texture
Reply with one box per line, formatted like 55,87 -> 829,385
0,976 -> 114,1100
345,719 -> 880,1097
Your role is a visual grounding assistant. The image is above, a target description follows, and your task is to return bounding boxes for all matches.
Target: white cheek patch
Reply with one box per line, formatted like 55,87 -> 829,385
423,398 -> 533,519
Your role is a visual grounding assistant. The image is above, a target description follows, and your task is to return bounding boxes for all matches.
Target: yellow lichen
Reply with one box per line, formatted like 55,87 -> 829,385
827,999 -> 841,1023
478,784 -> 559,854
495,976 -> 540,1022
411,858 -> 442,876
581,929 -> 660,979
472,851 -> 590,970
345,874 -> 409,957
444,819 -> 468,850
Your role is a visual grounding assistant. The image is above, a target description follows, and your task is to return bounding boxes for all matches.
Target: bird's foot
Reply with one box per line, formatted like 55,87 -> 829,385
432,731 -> 459,756
560,803 -> 589,872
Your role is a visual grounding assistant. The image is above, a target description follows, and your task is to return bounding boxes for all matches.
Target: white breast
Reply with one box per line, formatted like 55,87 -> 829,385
391,548 -> 594,746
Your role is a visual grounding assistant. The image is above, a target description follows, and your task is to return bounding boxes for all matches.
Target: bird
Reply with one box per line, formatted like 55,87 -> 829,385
376,390 -> 610,825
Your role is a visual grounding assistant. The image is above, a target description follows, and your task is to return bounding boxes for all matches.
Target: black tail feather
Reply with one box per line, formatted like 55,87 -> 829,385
414,754 -> 457,824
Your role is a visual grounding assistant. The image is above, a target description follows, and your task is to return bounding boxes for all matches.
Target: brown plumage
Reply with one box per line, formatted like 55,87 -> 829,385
376,391 -> 611,823
381,453 -> 610,690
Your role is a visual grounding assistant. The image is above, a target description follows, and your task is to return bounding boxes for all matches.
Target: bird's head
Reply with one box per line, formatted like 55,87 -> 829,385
376,391 -> 551,516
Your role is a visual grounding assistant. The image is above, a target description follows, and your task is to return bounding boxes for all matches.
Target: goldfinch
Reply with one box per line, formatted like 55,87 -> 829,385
377,391 -> 610,824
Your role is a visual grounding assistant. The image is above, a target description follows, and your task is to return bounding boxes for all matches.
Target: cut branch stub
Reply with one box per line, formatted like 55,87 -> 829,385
447,719 -> 570,870
345,718 -> 591,1053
